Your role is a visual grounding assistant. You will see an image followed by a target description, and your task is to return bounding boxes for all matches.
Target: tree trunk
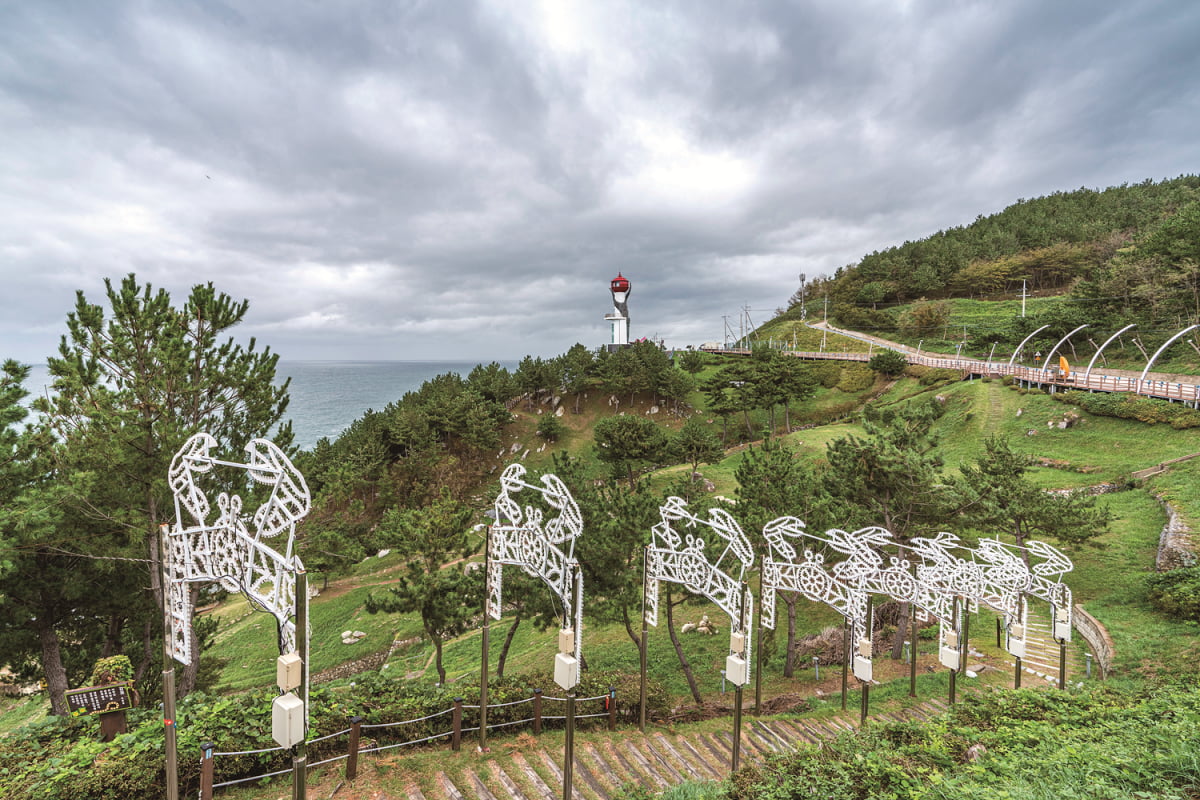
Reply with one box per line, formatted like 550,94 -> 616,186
665,589 -> 703,706
620,604 -> 641,652
134,618 -> 154,683
101,613 -> 125,658
433,635 -> 446,685
496,614 -> 522,679
743,410 -> 753,437
35,613 -> 70,717
891,601 -> 910,660
783,593 -> 799,678
179,585 -> 201,695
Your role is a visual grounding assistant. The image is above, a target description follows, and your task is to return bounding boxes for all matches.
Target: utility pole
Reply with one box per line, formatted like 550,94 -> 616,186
1021,280 -> 1028,318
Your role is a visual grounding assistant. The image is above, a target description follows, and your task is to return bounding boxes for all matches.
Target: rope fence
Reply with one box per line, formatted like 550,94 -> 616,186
199,686 -> 619,799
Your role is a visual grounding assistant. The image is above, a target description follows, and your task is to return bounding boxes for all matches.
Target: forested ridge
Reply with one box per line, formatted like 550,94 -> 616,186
795,175 -> 1200,350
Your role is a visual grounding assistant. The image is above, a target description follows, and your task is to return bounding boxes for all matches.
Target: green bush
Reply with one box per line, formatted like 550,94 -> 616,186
867,350 -> 908,377
1055,390 -> 1200,429
730,686 -> 1200,800
836,364 -> 875,393
918,367 -> 961,386
0,669 -> 664,800
1147,567 -> 1200,623
809,362 -> 842,388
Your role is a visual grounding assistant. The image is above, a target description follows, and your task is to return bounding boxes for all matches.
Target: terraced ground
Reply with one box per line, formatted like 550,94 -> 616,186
385,700 -> 947,800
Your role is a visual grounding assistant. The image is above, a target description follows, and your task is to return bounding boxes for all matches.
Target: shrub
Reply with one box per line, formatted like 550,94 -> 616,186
867,350 -> 908,377
1147,567 -> 1200,623
836,364 -> 875,393
1054,390 -> 1200,429
918,368 -> 961,386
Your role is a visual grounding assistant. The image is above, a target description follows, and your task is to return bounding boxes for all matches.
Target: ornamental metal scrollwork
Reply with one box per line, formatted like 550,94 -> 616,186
645,497 -> 754,685
487,464 -> 584,659
163,433 -> 311,665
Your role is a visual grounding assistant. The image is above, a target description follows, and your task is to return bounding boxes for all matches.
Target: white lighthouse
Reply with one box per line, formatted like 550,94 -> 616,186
605,273 -> 631,349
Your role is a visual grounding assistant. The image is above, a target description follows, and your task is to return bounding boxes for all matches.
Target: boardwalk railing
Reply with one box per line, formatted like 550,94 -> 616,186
703,334 -> 1200,407
199,689 -> 617,798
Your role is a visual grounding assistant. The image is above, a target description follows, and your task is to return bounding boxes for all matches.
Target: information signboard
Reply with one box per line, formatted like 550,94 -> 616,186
66,681 -> 134,716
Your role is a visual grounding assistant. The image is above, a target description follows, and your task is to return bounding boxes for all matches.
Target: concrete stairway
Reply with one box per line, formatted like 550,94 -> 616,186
1007,607 -> 1089,687
398,701 -> 950,800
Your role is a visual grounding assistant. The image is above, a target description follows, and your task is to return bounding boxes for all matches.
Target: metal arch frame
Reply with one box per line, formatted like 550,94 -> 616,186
163,432 -> 311,665
1139,323 -> 1200,392
1008,324 -> 1050,366
1040,324 -> 1088,379
1084,324 -> 1137,381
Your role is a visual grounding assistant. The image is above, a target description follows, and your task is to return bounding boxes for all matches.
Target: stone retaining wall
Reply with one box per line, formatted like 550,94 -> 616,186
1155,495 -> 1197,572
1072,605 -> 1114,679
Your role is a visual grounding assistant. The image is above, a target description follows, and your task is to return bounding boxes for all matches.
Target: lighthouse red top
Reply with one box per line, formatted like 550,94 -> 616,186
611,273 -> 630,293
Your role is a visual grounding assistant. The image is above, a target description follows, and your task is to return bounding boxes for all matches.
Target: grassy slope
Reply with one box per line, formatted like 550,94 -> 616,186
192,370 -> 1200,708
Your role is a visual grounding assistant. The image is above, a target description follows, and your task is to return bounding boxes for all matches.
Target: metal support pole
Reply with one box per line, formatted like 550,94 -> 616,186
754,609 -> 762,715
732,687 -> 744,772
158,526 -> 180,800
293,569 -> 309,800
1015,656 -> 1022,689
639,546 -> 649,733
909,611 -> 918,698
841,617 -> 849,711
860,600 -> 873,726
563,692 -> 576,800
608,687 -> 617,732
996,617 -> 1002,648
533,689 -> 543,734
949,599 -> 959,706
1058,640 -> 1067,689
480,531 -> 492,752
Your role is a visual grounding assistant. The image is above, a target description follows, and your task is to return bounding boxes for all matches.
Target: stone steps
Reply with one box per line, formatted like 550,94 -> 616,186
373,697 -> 969,800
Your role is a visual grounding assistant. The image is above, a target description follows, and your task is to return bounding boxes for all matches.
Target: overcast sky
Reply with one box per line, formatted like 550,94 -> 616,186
2,1 -> 1197,364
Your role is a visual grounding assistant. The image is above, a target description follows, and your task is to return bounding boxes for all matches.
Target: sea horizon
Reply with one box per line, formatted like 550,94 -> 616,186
18,358 -> 523,452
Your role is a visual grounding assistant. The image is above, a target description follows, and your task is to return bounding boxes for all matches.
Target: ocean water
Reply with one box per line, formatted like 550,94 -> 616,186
277,360 -> 519,450
17,360 -> 519,452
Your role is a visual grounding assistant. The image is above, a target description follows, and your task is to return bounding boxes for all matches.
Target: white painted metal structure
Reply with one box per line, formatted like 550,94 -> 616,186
645,496 -> 754,685
163,433 -> 311,665
487,463 -> 585,677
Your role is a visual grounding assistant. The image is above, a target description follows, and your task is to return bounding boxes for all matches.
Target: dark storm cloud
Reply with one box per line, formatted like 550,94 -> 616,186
1,0 -> 1197,362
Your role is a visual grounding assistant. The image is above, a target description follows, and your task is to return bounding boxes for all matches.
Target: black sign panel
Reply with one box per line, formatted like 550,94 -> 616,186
66,681 -> 134,716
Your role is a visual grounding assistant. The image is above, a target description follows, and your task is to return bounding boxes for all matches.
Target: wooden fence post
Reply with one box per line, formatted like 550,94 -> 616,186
452,698 -> 463,752
346,716 -> 363,781
199,742 -> 215,800
533,689 -> 543,735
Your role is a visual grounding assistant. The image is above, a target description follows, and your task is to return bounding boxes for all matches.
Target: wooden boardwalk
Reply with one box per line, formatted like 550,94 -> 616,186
703,325 -> 1200,406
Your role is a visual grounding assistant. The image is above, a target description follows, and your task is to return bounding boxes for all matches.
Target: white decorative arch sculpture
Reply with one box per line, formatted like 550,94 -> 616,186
645,497 -> 754,685
163,433 -> 311,664
487,464 -> 584,675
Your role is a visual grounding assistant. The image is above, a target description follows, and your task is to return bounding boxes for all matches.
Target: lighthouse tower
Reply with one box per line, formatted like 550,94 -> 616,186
605,273 -> 631,349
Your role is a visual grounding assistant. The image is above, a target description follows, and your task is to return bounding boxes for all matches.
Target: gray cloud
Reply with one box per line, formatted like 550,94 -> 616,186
2,0 -> 1198,363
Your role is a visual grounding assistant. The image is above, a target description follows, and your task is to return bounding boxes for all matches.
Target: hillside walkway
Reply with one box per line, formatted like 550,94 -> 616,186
704,321 -> 1200,406
394,699 -> 952,800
